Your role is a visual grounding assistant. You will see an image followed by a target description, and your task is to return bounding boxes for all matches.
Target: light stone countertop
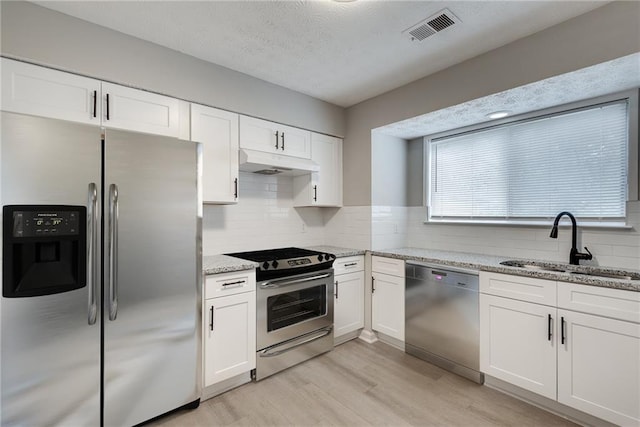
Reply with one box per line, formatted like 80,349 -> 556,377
305,245 -> 366,258
371,247 -> 640,292
203,255 -> 258,275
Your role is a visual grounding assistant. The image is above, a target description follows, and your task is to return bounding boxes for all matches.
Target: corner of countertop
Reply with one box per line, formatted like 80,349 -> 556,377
203,254 -> 259,275
305,245 -> 367,258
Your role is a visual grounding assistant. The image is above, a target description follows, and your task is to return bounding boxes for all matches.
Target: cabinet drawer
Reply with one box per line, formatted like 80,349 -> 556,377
372,256 -> 405,278
558,282 -> 640,323
480,272 -> 556,306
334,256 -> 364,276
205,270 -> 256,299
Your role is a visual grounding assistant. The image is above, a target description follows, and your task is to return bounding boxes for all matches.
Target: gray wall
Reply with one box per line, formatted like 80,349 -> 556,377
406,138 -> 424,207
344,1 -> 640,206
0,1 -> 345,137
371,132 -> 408,206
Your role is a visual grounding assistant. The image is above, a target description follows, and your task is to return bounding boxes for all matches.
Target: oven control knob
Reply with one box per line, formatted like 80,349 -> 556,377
262,262 -> 269,270
317,255 -> 324,261
272,260 -> 279,269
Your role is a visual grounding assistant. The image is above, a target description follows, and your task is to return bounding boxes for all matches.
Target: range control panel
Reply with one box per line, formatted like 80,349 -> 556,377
13,210 -> 80,238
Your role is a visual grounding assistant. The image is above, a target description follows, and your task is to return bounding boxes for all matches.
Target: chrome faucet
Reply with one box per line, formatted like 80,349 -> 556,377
549,211 -> 592,265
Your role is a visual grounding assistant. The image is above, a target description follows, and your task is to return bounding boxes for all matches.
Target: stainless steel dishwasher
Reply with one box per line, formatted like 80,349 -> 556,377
405,261 -> 483,384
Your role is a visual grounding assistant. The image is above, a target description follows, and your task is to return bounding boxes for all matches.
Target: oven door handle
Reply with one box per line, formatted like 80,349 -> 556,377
260,272 -> 331,289
259,326 -> 333,358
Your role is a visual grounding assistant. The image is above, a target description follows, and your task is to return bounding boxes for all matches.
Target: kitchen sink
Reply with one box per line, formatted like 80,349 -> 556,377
570,271 -> 640,281
499,260 -> 567,273
500,260 -> 640,280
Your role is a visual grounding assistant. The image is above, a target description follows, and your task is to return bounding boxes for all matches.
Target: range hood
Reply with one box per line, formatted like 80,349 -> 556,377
239,148 -> 319,176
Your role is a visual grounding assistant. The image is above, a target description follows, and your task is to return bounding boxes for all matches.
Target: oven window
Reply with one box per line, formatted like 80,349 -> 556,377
267,284 -> 327,332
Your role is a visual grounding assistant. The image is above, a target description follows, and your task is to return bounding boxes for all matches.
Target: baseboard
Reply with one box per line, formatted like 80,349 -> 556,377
485,376 -> 617,427
358,329 -> 378,344
335,329 -> 361,346
201,372 -> 252,402
374,331 -> 404,351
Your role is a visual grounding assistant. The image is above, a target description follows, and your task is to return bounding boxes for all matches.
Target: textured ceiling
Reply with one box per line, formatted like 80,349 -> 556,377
34,0 -> 610,107
376,53 -> 640,139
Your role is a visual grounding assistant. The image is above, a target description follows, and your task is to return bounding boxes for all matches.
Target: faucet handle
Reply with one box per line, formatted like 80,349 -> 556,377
579,246 -> 593,261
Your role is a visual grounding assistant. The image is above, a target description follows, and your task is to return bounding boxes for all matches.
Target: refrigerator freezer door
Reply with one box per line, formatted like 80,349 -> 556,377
0,112 -> 102,426
103,129 -> 200,426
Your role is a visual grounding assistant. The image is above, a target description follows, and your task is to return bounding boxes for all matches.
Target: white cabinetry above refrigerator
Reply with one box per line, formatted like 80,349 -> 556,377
1,58 -> 187,137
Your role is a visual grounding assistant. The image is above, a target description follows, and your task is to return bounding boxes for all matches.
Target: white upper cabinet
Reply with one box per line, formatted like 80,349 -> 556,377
1,58 -> 101,125
191,104 -> 239,204
239,115 -> 311,159
293,133 -> 343,207
1,59 -> 185,137
101,82 -> 182,137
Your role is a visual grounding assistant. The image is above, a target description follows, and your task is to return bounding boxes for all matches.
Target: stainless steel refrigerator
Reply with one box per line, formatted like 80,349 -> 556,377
1,111 -> 202,426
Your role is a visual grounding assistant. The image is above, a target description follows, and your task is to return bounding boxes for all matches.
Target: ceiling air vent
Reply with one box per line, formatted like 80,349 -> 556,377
403,8 -> 460,42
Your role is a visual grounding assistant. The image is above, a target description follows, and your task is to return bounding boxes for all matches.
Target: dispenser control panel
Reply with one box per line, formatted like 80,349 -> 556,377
13,210 -> 80,238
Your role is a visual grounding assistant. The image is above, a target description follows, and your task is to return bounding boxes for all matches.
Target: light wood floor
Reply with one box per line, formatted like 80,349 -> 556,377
151,339 -> 578,426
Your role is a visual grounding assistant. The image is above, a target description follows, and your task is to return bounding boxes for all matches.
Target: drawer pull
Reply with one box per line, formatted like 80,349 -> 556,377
343,262 -> 358,267
222,280 -> 245,287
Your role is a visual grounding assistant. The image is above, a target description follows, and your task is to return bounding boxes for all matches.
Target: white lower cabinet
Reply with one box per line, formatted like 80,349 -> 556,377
371,257 -> 405,342
557,309 -> 640,426
479,294 -> 557,399
203,270 -> 256,387
334,256 -> 365,339
480,272 -> 640,426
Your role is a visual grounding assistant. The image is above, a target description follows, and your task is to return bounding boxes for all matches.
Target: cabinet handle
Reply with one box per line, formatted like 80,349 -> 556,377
335,280 -> 339,299
313,185 -> 318,202
371,276 -> 375,294
344,262 -> 358,267
547,314 -> 552,341
275,131 -> 279,149
234,177 -> 238,199
209,306 -> 214,331
106,93 -> 110,120
281,132 -> 285,150
223,280 -> 245,287
561,316 -> 566,344
93,90 -> 97,118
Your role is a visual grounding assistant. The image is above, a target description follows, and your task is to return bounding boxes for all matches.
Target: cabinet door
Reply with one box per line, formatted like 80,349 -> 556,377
278,123 -> 311,159
191,104 -> 239,204
101,82 -> 181,137
293,133 -> 342,207
372,272 -> 405,341
334,271 -> 364,338
239,115 -> 279,153
479,294 -> 557,399
239,115 -> 311,159
1,58 -> 101,125
204,292 -> 256,387
557,310 -> 640,426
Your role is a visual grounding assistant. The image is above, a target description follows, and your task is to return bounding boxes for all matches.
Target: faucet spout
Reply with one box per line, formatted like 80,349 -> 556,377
549,211 -> 592,265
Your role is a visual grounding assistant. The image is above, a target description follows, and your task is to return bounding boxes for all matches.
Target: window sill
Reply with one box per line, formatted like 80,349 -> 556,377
424,219 -> 633,229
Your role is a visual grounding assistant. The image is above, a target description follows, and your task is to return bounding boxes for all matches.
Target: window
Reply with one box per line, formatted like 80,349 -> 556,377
427,99 -> 631,224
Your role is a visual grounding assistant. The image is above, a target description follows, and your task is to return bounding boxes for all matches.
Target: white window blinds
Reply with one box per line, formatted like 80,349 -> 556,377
429,101 -> 628,221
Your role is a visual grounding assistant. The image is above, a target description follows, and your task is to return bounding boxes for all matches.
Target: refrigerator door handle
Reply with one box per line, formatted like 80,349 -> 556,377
87,183 -> 98,325
108,183 -> 119,321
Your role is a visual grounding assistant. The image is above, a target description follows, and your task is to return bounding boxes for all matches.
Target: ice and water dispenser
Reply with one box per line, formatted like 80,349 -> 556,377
3,205 -> 86,297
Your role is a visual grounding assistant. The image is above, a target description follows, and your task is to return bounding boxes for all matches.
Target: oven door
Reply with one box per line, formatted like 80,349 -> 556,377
256,269 -> 334,350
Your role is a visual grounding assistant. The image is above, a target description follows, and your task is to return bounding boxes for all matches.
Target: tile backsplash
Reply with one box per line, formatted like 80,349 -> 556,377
204,173 -> 639,270
202,172 -> 370,255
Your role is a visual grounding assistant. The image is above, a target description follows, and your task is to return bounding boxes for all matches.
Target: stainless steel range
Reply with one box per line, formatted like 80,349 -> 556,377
227,247 -> 336,381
